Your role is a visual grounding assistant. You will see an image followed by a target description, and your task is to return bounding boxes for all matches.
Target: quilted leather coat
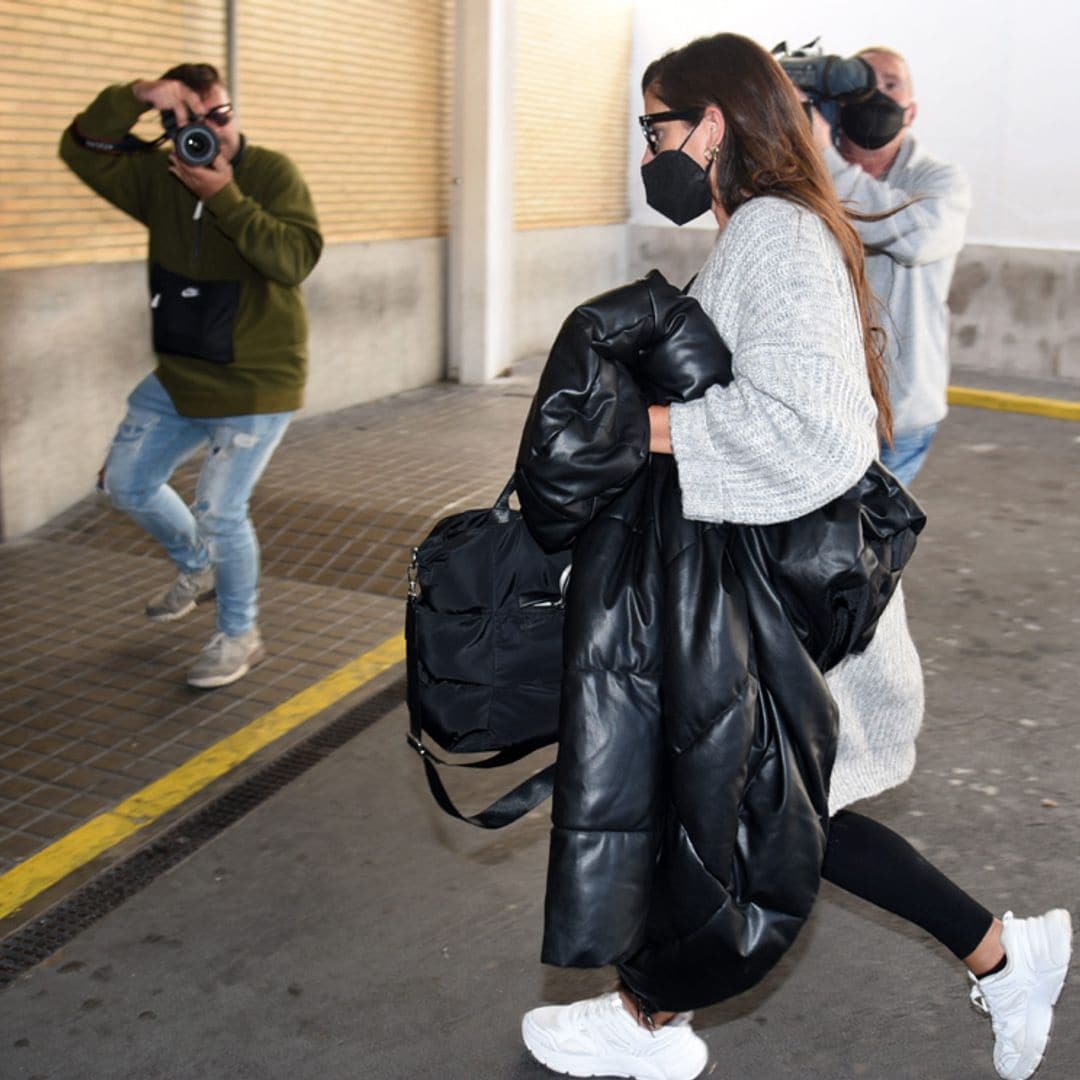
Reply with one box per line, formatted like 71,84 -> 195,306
515,270 -> 924,1012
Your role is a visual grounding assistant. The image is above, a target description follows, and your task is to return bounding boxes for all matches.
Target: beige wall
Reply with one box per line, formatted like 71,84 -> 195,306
0,261 -> 154,539
0,238 -> 448,539
513,226 -> 628,360
304,239 -> 447,413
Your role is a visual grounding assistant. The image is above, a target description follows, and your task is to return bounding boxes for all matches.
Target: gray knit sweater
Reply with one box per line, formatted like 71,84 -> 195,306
668,196 -> 924,813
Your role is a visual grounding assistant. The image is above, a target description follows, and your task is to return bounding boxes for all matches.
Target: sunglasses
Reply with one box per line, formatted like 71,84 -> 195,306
202,103 -> 234,126
638,108 -> 703,155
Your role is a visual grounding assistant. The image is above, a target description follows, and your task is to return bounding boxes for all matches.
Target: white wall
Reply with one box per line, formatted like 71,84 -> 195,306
631,0 -> 1080,250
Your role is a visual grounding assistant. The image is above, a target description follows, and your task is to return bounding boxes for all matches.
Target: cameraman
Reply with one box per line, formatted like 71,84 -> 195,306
809,47 -> 971,485
60,64 -> 322,688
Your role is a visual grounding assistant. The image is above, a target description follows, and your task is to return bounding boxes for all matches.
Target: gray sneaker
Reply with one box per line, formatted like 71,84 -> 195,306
187,627 -> 266,689
146,567 -> 216,621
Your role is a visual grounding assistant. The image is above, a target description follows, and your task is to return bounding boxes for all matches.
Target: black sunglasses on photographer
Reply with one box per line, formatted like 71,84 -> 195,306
202,103 -> 234,126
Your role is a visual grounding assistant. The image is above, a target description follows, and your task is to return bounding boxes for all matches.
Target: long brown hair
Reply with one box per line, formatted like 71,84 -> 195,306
643,33 -> 893,443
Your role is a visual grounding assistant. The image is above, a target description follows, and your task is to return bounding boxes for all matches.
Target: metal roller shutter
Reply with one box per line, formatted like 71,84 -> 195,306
0,0 -> 226,270
236,0 -> 453,243
0,0 -> 453,269
513,0 -> 631,230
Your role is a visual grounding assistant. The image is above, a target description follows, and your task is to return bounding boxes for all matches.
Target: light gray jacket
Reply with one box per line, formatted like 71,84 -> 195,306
825,138 -> 972,435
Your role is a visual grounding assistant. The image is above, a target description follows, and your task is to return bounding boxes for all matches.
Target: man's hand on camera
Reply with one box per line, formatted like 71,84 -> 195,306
168,152 -> 233,201
132,79 -> 203,125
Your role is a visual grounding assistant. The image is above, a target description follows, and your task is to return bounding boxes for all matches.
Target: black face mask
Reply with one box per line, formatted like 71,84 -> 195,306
641,132 -> 714,226
839,91 -> 907,150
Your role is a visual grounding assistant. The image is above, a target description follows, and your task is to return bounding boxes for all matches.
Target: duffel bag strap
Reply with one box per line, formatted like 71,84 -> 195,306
406,733 -> 555,829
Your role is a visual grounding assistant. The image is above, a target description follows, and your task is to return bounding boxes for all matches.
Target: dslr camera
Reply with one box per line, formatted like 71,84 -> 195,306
160,109 -> 219,167
773,39 -> 876,130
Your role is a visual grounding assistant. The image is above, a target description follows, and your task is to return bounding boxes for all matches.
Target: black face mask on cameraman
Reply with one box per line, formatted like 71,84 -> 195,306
839,91 -> 907,150
641,123 -> 714,226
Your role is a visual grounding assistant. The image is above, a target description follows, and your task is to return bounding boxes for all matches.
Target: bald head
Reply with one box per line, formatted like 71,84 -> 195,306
857,47 -> 915,101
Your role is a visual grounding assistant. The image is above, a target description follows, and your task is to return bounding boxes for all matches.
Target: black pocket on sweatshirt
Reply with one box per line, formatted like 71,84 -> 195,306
149,262 -> 240,365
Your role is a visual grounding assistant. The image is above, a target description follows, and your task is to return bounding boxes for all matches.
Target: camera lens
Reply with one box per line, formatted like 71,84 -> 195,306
177,123 -> 219,167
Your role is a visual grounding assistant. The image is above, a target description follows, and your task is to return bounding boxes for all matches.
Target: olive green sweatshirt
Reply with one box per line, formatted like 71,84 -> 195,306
60,83 -> 323,417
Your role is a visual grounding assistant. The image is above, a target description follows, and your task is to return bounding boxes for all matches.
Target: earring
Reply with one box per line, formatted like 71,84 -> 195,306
705,145 -> 720,163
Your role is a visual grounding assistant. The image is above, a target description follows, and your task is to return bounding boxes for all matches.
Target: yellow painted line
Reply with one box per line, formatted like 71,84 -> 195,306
948,386 -> 1080,422
0,632 -> 406,921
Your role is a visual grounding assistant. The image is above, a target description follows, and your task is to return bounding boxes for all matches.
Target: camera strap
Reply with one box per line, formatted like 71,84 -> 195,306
67,120 -> 166,155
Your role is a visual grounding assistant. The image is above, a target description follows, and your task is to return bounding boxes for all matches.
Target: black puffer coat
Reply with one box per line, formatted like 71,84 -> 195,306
515,271 -> 924,1012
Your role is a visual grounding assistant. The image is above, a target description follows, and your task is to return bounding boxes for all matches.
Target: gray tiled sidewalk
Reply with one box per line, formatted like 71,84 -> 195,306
0,366 -> 541,908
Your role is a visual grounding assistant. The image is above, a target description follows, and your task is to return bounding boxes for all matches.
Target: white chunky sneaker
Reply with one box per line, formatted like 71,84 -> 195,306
187,627 -> 265,689
969,909 -> 1073,1080
146,566 -> 216,621
521,991 -> 708,1080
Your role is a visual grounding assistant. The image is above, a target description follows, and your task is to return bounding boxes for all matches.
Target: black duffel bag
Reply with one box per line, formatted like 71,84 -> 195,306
405,476 -> 571,828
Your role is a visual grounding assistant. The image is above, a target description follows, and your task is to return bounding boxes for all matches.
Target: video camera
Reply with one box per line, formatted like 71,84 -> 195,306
773,39 -> 876,131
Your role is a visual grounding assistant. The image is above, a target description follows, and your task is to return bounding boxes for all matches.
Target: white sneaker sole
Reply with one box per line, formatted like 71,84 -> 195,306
521,1013 -> 708,1080
187,645 -> 266,690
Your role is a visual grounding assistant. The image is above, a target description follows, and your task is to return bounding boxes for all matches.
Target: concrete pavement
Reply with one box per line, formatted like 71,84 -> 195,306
1,370 -> 1079,1080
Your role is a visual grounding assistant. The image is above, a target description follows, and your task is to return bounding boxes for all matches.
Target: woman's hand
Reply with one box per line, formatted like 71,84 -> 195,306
648,404 -> 672,455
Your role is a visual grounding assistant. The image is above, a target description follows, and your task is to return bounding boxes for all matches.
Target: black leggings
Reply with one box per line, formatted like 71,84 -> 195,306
822,810 -> 995,960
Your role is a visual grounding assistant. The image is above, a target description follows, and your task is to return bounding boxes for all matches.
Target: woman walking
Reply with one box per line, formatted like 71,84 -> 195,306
515,33 -> 1070,1080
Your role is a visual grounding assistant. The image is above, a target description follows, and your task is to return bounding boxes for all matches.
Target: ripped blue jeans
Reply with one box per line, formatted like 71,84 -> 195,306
104,373 -> 293,637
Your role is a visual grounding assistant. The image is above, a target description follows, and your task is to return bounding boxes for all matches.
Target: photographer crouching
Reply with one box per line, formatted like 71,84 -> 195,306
60,64 -> 322,688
